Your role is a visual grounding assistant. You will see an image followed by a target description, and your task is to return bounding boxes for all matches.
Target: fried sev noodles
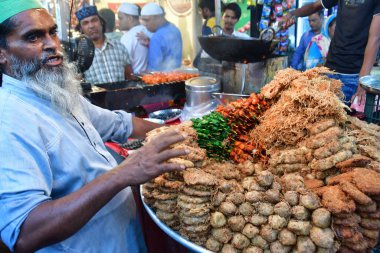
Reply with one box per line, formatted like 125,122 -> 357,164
253,67 -> 348,149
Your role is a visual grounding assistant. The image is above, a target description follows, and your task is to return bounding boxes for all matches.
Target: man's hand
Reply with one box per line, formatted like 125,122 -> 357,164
350,84 -> 367,112
281,12 -> 296,29
136,32 -> 150,47
117,130 -> 189,186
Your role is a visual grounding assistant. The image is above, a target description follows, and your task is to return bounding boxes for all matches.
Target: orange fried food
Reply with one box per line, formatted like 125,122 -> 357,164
318,186 -> 356,214
304,179 -> 324,189
335,154 -> 372,169
153,175 -> 183,189
339,181 -> 373,206
351,168 -> 380,195
307,118 -> 336,135
141,72 -> 199,85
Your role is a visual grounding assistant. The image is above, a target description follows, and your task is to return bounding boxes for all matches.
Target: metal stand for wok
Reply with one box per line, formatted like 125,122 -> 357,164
240,63 -> 248,94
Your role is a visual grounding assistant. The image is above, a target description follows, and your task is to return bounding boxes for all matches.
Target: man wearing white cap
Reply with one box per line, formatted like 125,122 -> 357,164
0,0 -> 189,252
140,2 -> 182,71
118,3 -> 150,74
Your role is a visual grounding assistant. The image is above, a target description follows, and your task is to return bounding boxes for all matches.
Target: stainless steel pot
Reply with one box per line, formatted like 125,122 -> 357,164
185,76 -> 221,107
359,75 -> 380,95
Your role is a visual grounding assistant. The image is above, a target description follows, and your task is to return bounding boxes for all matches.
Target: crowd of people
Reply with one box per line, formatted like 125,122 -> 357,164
76,2 -> 183,84
0,0 -> 380,252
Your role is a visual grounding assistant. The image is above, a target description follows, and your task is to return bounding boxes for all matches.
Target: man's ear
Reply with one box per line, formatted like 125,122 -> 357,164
0,48 -> 7,65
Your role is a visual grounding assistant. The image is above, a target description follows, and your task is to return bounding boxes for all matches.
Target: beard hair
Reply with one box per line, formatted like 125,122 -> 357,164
8,53 -> 83,116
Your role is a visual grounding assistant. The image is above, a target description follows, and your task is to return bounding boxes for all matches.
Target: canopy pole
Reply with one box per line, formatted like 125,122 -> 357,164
215,0 -> 221,28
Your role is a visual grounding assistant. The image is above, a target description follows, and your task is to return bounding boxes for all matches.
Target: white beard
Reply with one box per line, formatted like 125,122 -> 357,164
9,53 -> 83,116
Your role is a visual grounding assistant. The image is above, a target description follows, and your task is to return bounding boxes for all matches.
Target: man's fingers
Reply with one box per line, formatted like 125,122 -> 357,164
158,162 -> 186,174
156,148 -> 189,163
149,130 -> 186,151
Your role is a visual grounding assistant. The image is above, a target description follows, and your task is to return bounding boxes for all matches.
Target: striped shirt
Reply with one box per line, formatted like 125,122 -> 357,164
84,39 -> 131,84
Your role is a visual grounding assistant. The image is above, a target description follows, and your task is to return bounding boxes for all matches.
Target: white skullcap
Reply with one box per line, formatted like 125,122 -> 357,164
118,3 -> 139,16
141,3 -> 163,16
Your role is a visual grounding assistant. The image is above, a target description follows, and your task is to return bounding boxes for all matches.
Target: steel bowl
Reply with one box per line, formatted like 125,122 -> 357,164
148,109 -> 182,123
359,75 -> 380,95
143,118 -> 165,124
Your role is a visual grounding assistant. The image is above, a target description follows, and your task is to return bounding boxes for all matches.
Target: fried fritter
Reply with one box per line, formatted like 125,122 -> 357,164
182,186 -> 212,197
359,211 -> 380,219
305,179 -> 324,189
308,118 -> 336,135
152,189 -> 177,200
156,210 -> 177,221
358,145 -> 380,162
183,168 -> 218,186
313,137 -> 347,160
315,168 -> 339,180
269,146 -> 312,166
177,194 -> 210,204
335,154 -> 372,169
340,181 -> 373,206
157,186 -> 178,193
171,144 -> 206,165
356,202 -> 377,213
167,158 -> 194,168
181,213 -> 210,225
333,213 -> 361,227
309,149 -> 352,171
211,227 -> 233,244
305,126 -> 344,149
352,168 -> 380,195
326,173 -> 354,185
153,200 -> 177,212
236,160 -> 255,176
177,199 -> 210,210
318,186 -> 356,214
276,163 -> 308,174
360,218 -> 380,230
181,223 -> 210,233
179,207 -> 210,217
361,229 -> 379,240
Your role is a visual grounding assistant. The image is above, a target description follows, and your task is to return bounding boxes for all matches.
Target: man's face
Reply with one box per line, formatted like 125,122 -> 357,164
308,13 -> 323,33
200,7 -> 210,19
118,12 -> 130,31
0,9 -> 63,74
140,15 -> 159,32
222,9 -> 238,32
79,15 -> 103,41
0,9 -> 81,115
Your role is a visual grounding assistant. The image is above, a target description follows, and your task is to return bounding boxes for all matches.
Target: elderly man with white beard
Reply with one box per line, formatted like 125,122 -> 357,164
0,1 -> 189,253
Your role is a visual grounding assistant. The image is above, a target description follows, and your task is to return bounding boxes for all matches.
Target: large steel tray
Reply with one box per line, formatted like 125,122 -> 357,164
140,185 -> 212,253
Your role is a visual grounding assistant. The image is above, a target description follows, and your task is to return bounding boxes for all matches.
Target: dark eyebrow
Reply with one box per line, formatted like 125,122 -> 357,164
21,24 -> 58,39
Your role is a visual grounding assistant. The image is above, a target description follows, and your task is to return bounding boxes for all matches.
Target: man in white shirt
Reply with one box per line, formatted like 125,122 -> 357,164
118,3 -> 150,74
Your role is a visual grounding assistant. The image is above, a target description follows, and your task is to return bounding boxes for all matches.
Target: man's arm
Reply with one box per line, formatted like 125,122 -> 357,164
14,131 -> 188,253
291,33 -> 308,69
283,1 -> 323,28
124,64 -> 133,80
130,117 -> 163,139
352,15 -> 380,102
147,36 -> 164,71
359,15 -> 380,77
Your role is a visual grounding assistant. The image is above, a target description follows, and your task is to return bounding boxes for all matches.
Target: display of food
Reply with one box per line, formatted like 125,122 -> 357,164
141,71 -> 200,85
142,67 -> 380,253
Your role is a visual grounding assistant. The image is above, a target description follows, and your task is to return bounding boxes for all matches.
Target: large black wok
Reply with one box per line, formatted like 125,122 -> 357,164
198,36 -> 278,63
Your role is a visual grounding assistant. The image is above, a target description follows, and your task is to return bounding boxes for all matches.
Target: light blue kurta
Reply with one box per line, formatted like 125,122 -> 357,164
0,75 -> 146,253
